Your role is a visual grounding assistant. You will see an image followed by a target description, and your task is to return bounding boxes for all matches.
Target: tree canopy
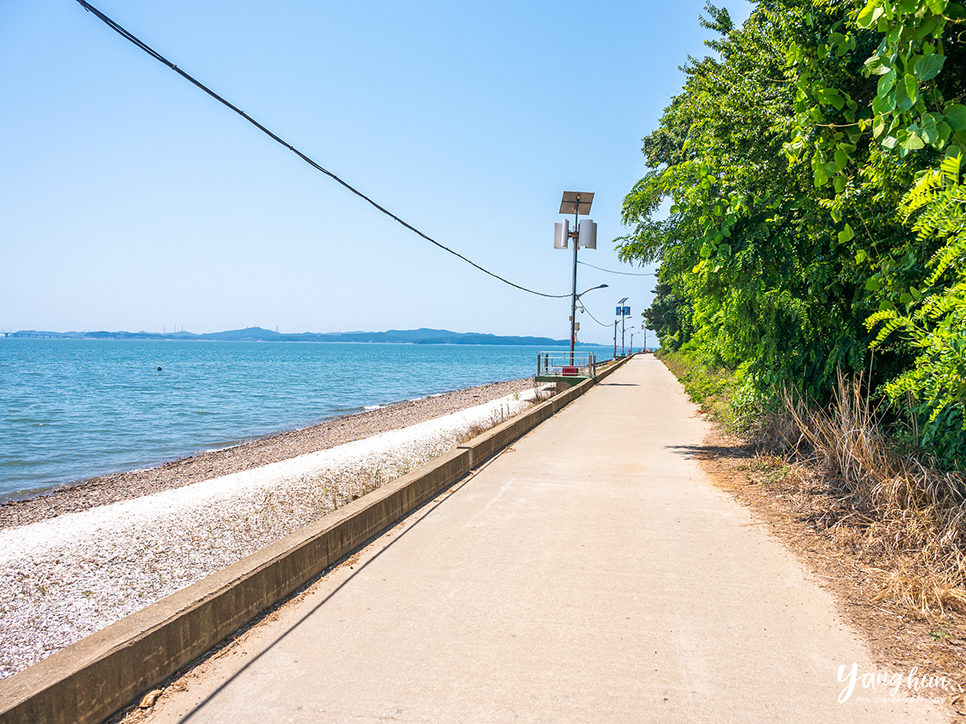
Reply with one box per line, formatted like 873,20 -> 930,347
619,0 -> 965,466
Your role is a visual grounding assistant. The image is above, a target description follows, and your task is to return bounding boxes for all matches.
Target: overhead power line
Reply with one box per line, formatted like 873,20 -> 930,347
578,261 -> 656,276
577,302 -> 612,328
75,0 -> 569,299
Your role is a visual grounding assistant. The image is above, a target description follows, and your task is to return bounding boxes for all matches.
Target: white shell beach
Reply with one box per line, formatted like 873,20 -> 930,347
0,389 -> 537,679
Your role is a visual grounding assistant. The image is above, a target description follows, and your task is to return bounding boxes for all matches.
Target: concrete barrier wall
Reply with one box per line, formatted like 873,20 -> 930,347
0,356 -> 631,724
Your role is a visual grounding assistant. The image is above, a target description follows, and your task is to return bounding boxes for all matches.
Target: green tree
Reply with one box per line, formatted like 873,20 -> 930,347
620,0 -> 966,466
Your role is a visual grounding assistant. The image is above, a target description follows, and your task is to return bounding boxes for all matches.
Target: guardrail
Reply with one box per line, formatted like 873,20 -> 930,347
535,351 -> 598,387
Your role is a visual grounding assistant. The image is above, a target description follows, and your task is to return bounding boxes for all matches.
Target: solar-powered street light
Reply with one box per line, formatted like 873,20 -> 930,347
555,191 -> 598,363
616,298 -> 631,356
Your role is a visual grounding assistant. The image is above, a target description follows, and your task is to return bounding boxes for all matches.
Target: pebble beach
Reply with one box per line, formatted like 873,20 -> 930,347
0,377 -> 539,680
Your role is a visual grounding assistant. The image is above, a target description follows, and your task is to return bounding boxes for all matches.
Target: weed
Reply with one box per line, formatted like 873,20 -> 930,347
767,374 -> 966,618
662,353 -> 966,620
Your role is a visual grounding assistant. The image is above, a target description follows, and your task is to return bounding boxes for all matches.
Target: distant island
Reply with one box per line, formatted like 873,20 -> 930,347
2,327 -> 606,347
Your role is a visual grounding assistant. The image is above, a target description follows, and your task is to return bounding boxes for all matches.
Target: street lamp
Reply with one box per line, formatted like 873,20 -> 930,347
555,191 -> 598,363
576,284 -> 608,301
615,297 -> 631,356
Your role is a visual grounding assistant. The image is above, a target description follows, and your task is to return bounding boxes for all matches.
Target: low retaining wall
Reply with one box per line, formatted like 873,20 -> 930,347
0,356 -> 630,724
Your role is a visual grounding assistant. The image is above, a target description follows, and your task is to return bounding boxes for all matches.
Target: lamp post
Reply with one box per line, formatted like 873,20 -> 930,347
555,191 -> 596,364
616,297 -> 630,356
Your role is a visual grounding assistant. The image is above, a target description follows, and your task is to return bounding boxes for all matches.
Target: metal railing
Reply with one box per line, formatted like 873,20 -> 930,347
536,351 -> 598,379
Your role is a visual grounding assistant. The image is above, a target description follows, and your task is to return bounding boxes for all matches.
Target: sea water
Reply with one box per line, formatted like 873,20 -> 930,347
0,338 -> 595,498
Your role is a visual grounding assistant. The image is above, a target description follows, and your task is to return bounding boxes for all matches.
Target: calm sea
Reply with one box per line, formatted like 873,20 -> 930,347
0,339 -> 597,499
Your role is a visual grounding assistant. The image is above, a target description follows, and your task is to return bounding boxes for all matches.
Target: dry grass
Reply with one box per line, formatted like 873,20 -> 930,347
761,373 -> 966,619
456,404 -> 515,445
660,356 -> 966,712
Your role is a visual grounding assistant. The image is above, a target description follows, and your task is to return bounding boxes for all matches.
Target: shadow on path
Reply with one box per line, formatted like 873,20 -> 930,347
665,443 -> 754,463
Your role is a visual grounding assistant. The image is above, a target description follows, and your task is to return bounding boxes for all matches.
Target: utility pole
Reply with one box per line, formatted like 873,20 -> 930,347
555,192 -> 596,366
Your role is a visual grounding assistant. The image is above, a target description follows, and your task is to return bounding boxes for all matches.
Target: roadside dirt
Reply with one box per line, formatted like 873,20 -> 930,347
693,422 -> 966,719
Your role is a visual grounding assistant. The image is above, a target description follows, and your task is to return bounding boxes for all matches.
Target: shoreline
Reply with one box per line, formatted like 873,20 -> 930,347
0,383 -> 543,679
0,377 -> 535,530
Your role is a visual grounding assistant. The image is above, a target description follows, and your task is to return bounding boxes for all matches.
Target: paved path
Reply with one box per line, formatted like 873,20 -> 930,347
143,357 -> 947,723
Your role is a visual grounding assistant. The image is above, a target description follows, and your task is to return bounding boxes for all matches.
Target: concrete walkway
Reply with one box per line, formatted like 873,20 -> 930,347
142,357 -> 947,723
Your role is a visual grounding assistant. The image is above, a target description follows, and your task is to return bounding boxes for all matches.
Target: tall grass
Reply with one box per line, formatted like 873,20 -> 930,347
659,349 -> 966,619
770,374 -> 966,617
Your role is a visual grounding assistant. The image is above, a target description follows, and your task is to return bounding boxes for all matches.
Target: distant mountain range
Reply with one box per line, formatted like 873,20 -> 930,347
3,327 -> 605,347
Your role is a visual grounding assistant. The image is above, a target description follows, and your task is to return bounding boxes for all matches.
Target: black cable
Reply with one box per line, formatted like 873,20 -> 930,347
576,302 -> 612,328
578,261 -> 655,276
75,0 -> 569,299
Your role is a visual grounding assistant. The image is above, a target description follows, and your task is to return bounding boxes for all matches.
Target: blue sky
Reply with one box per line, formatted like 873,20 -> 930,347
1,0 -> 751,345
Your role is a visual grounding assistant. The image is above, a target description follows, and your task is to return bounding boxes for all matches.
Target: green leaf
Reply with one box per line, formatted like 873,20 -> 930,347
925,0 -> 948,13
901,125 -> 925,151
857,0 -> 880,28
921,113 -> 940,145
894,81 -> 912,113
699,244 -> 712,258
873,116 -> 887,138
838,223 -> 854,243
902,74 -> 918,109
864,56 -> 890,75
856,249 -> 868,263
914,54 -> 946,81
945,105 -> 966,131
901,132 -> 924,151
817,88 -> 845,110
940,152 -> 962,181
877,69 -> 896,97
872,93 -> 896,115
938,121 -> 952,146
834,175 -> 846,193
866,277 -> 881,292
831,206 -> 843,223
914,16 -> 941,40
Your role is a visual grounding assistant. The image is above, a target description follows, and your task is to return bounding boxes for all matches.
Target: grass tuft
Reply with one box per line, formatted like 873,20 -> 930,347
762,373 -> 966,618
660,350 -> 966,621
